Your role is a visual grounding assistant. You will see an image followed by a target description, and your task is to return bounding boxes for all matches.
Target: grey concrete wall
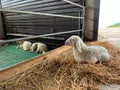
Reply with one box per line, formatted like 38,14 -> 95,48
84,0 -> 100,41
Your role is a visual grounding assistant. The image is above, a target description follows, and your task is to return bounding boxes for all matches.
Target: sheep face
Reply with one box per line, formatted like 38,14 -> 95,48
16,40 -> 24,45
30,43 -> 37,52
65,35 -> 78,46
65,35 -> 82,53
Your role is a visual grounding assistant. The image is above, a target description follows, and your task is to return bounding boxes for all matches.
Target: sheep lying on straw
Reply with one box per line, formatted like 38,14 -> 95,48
65,35 -> 110,64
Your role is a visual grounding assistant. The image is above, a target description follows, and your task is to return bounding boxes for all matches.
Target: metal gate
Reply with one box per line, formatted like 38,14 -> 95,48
0,0 -> 85,49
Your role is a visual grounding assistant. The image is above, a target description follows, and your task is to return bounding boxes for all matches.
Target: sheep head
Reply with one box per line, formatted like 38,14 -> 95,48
65,35 -> 82,53
30,43 -> 37,52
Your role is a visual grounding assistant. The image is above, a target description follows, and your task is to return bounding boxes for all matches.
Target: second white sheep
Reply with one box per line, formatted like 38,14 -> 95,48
30,42 -> 48,53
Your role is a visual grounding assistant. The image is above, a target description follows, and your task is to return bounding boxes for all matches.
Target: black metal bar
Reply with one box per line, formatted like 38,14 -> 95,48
0,9 -> 84,19
62,0 -> 85,8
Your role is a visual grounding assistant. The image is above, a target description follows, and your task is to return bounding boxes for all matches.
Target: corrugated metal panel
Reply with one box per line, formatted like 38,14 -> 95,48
1,0 -> 85,48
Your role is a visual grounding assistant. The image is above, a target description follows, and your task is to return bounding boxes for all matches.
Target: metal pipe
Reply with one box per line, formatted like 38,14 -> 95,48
7,33 -> 64,40
0,9 -> 84,19
62,0 -> 85,8
82,7 -> 85,40
0,29 -> 82,44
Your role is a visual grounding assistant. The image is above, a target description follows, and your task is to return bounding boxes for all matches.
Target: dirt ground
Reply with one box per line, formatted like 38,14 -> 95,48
98,28 -> 120,48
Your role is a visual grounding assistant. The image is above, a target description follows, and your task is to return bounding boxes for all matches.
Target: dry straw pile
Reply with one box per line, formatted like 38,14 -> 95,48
0,41 -> 120,90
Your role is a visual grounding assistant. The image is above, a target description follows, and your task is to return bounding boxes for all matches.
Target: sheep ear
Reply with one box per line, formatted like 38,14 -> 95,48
76,41 -> 82,53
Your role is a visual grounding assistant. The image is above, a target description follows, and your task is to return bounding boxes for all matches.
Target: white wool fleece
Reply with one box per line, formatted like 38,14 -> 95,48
65,35 -> 110,64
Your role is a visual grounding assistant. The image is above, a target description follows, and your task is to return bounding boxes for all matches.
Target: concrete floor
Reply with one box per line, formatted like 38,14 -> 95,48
98,28 -> 120,48
98,28 -> 120,38
99,84 -> 120,90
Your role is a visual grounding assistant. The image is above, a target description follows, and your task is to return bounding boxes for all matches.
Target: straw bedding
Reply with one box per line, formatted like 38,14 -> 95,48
0,41 -> 120,90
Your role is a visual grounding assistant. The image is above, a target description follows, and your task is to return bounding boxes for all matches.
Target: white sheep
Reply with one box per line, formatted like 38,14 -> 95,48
30,42 -> 48,53
16,41 -> 32,51
65,35 -> 110,64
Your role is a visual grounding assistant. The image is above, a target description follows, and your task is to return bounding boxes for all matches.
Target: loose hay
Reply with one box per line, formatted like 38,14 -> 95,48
0,41 -> 120,90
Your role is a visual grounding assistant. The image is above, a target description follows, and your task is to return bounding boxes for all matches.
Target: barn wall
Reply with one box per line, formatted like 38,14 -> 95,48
0,0 -> 86,48
84,0 -> 100,41
1,0 -> 84,37
0,0 -> 100,46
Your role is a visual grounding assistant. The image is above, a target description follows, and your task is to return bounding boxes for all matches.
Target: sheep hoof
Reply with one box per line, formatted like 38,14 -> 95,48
98,61 -> 102,65
88,59 -> 97,64
88,60 -> 95,64
79,61 -> 84,64
75,59 -> 83,63
42,51 -> 45,54
88,57 -> 98,64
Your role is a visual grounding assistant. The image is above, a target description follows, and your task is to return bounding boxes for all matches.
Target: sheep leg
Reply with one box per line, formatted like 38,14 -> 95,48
87,57 -> 98,64
16,45 -> 20,49
16,45 -> 22,49
42,51 -> 45,54
98,61 -> 102,65
35,47 -> 40,53
75,59 -> 84,63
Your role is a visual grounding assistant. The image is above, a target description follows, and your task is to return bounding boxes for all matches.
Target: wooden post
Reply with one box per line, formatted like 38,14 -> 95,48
0,1 -> 4,40
84,0 -> 100,41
